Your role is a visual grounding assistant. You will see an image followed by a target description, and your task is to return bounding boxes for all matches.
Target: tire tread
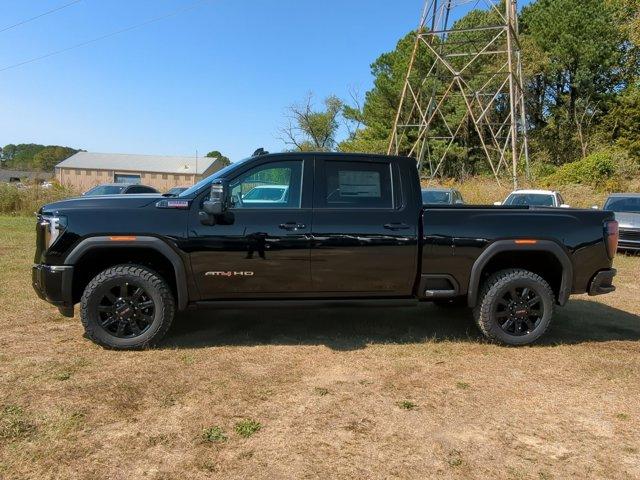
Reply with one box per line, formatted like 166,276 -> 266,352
473,268 -> 554,345
80,264 -> 175,349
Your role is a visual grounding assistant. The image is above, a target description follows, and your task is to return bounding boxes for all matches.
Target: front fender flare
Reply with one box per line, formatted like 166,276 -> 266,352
467,240 -> 573,308
65,236 -> 189,310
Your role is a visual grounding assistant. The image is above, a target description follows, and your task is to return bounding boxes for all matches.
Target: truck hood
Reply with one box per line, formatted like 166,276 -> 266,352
40,194 -> 163,215
614,211 -> 640,229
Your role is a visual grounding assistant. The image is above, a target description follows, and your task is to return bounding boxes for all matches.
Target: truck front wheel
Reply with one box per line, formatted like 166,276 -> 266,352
473,269 -> 554,346
80,265 -> 175,349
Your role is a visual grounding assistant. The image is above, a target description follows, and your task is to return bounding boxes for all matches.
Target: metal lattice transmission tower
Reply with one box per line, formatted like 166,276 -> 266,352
388,0 -> 529,187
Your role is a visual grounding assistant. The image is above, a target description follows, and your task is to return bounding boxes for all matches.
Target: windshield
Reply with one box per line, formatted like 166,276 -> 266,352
85,185 -> 125,195
244,186 -> 286,201
422,190 -> 451,204
604,197 -> 640,213
504,193 -> 554,206
178,157 -> 251,197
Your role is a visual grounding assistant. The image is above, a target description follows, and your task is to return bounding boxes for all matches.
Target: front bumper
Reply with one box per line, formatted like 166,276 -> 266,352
32,264 -> 75,317
618,228 -> 640,251
588,268 -> 616,296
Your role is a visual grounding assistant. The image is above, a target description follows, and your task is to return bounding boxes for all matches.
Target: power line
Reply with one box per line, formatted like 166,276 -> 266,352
0,0 -> 211,73
0,0 -> 83,34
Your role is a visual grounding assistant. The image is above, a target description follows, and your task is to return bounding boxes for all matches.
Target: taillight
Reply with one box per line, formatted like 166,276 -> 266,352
604,220 -> 618,259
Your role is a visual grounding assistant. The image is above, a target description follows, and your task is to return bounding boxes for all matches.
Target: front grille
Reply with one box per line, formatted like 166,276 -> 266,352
620,229 -> 640,241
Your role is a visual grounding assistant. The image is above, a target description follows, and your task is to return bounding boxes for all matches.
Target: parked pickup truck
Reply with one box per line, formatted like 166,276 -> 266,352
33,152 -> 619,349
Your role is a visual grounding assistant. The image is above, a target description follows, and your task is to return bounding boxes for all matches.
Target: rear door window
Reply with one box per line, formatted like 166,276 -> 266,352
318,160 -> 393,209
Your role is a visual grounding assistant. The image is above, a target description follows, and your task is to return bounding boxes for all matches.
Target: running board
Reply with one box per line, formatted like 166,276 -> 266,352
193,298 -> 419,310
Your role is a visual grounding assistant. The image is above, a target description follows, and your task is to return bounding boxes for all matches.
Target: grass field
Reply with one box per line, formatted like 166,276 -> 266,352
1,215 -> 639,479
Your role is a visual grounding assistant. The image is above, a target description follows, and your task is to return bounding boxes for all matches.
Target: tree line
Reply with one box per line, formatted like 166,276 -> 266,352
282,0 -> 639,182
0,144 -> 81,171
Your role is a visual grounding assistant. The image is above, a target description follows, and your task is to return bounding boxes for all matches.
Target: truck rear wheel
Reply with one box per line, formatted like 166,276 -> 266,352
80,265 -> 175,349
473,269 -> 554,346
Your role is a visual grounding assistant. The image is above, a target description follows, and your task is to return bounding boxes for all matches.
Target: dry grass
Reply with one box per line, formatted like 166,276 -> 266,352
425,176 -> 640,208
1,216 -> 639,479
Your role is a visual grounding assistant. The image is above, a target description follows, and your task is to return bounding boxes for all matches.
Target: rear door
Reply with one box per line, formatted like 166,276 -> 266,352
310,155 -> 419,295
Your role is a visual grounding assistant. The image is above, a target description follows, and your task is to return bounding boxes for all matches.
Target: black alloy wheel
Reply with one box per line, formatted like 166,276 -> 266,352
97,282 -> 155,338
493,286 -> 543,336
80,264 -> 175,349
473,268 -> 555,346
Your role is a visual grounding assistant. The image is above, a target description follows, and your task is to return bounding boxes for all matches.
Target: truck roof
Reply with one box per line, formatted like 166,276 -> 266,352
510,189 -> 556,195
607,192 -> 640,198
254,151 -> 416,164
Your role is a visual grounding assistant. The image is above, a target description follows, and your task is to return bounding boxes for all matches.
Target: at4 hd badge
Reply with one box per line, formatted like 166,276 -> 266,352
205,271 -> 255,277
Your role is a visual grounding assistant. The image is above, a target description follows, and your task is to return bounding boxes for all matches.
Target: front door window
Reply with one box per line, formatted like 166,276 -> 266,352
229,161 -> 303,209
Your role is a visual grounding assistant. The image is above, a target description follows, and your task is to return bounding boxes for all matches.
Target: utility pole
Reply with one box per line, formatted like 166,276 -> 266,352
388,0 -> 529,187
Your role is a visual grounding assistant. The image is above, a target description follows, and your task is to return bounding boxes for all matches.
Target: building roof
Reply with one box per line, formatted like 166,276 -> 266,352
55,151 -> 217,175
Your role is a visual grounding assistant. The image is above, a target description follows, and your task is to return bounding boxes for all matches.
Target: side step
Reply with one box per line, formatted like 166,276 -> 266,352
418,274 -> 461,299
193,298 -> 419,310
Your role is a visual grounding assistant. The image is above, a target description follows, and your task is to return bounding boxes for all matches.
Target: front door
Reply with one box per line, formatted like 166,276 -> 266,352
310,156 -> 418,295
188,158 -> 312,298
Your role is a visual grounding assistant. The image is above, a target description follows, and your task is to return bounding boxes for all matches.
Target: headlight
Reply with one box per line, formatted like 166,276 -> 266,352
38,214 -> 67,249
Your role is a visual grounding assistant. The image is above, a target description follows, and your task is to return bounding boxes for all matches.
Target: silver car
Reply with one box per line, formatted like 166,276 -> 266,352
604,193 -> 640,251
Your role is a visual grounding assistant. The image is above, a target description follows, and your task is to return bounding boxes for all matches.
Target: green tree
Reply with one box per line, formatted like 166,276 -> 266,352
520,0 -> 630,164
32,146 -> 78,171
596,84 -> 640,160
1,143 -> 79,170
280,93 -> 344,151
339,32 -> 419,155
205,150 -> 231,167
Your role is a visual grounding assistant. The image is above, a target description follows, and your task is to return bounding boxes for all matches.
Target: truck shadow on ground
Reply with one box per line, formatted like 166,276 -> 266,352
161,298 -> 640,351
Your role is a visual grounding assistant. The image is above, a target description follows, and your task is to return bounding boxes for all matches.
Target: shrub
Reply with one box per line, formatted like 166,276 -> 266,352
543,150 -> 621,189
0,183 -> 77,215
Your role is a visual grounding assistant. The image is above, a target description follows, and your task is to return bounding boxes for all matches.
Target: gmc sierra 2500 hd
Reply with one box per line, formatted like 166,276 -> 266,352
33,151 -> 618,349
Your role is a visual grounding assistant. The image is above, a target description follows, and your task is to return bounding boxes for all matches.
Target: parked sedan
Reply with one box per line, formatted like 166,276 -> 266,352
495,189 -> 569,208
604,193 -> 640,251
421,187 -> 465,205
83,183 -> 159,196
241,185 -> 289,204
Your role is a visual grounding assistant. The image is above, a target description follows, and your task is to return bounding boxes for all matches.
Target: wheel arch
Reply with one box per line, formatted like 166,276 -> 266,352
467,240 -> 573,308
65,236 -> 189,310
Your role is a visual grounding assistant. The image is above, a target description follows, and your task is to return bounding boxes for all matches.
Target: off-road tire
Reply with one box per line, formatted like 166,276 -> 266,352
473,268 -> 555,346
80,264 -> 175,349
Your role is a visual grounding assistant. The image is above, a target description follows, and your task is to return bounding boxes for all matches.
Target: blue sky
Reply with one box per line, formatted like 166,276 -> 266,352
0,0 -> 530,161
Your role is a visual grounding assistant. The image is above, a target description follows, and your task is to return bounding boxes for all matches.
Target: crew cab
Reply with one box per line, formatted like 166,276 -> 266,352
33,152 -> 618,349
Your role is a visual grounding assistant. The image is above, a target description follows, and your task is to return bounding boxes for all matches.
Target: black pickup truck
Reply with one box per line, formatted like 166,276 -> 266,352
33,151 -> 619,349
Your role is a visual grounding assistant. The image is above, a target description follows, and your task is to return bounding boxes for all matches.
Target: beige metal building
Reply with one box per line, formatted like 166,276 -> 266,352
55,152 -> 223,192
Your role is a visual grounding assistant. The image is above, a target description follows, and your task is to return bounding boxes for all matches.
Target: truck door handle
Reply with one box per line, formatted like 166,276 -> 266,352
384,222 -> 410,231
279,222 -> 306,231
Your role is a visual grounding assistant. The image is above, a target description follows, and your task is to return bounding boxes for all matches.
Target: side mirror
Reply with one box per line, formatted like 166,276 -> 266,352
455,199 -> 464,205
493,201 -> 502,206
200,180 -> 228,225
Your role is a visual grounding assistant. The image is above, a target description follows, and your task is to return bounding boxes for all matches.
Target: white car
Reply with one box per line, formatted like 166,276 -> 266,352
494,189 -> 570,208
241,185 -> 289,204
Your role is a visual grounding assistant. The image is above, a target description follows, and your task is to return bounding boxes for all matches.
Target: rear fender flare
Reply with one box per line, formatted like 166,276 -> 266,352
65,236 -> 189,310
467,240 -> 573,308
